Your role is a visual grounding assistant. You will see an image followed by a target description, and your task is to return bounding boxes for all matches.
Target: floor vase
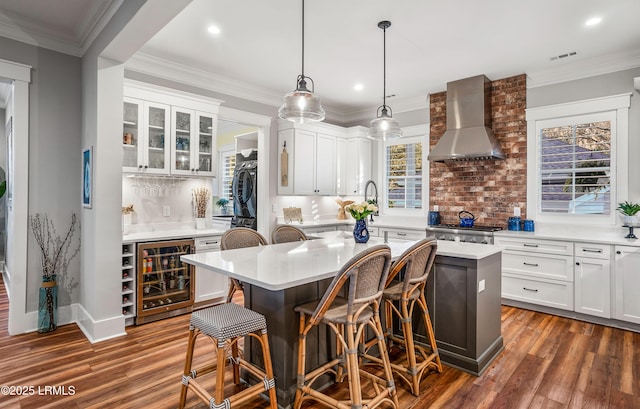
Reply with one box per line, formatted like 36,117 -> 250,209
353,219 -> 370,243
38,275 -> 58,333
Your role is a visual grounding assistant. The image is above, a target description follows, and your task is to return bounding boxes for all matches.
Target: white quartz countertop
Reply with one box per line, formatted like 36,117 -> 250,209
494,223 -> 640,247
122,228 -> 226,243
181,231 -> 502,291
279,216 -> 428,231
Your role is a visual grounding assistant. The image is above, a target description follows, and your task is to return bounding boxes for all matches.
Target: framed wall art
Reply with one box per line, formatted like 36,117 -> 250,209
82,146 -> 92,208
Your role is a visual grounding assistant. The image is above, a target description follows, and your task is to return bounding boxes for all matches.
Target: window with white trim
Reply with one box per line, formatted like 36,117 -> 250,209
218,147 -> 236,205
526,94 -> 630,225
384,136 -> 423,211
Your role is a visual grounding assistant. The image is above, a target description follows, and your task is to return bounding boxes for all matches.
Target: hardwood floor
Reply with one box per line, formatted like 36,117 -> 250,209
0,276 -> 638,408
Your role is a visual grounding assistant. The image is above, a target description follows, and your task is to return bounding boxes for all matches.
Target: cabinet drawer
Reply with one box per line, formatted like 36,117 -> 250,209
502,273 -> 573,311
195,236 -> 222,250
495,237 -> 573,256
381,228 -> 425,242
302,226 -> 337,234
574,242 -> 611,260
503,252 -> 573,282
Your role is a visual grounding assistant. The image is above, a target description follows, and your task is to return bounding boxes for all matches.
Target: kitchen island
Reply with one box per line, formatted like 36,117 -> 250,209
181,231 -> 503,407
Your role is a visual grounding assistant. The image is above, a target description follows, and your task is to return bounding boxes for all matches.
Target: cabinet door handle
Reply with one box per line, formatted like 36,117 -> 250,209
576,262 -> 580,266
397,233 -> 407,236
616,250 -> 622,255
523,262 -> 539,267
582,248 -> 603,253
204,241 -> 219,245
523,243 -> 538,248
523,287 -> 538,292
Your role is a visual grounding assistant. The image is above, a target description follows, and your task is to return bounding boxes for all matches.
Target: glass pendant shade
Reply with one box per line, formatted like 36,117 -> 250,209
369,20 -> 401,140
369,107 -> 402,140
279,0 -> 325,123
279,77 -> 325,123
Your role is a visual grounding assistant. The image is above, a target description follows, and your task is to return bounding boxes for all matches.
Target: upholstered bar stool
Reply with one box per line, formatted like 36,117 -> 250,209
271,225 -> 308,244
365,238 -> 442,396
294,245 -> 399,409
178,302 -> 277,409
220,227 -> 267,303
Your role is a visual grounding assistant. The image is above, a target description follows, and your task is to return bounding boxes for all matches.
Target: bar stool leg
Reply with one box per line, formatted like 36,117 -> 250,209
420,293 -> 442,373
294,314 -> 307,409
345,322 -> 363,408
259,329 -> 278,409
178,327 -> 198,409
214,338 -> 226,405
373,311 -> 399,408
231,340 -> 241,384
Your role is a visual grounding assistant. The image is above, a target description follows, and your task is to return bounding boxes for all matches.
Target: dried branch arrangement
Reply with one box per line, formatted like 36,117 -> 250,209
121,204 -> 134,215
30,213 -> 81,294
193,187 -> 210,218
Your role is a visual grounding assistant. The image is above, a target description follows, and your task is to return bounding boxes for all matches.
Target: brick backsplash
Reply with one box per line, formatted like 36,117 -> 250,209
429,74 -> 527,227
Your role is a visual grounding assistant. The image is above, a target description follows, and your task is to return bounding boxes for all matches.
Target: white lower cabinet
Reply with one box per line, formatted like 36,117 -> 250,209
380,227 -> 425,242
502,273 -> 574,310
614,245 -> 640,324
574,242 -> 611,318
194,235 -> 227,305
496,236 -> 574,311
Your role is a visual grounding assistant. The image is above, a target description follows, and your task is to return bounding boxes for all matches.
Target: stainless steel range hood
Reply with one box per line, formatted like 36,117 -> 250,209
428,75 -> 505,162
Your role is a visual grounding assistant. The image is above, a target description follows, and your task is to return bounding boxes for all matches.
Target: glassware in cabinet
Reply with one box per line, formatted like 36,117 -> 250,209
136,239 -> 195,324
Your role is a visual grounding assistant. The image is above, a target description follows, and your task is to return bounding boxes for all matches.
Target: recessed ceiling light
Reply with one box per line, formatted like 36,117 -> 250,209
585,17 -> 602,26
207,25 -> 221,35
354,83 -> 364,91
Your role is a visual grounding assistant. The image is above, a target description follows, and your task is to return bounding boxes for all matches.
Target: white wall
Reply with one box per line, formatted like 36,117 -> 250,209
527,67 -> 640,203
122,176 -> 214,226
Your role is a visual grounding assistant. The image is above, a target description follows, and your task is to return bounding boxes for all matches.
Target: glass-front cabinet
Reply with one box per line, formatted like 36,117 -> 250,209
136,239 -> 195,324
171,107 -> 216,177
122,97 -> 170,174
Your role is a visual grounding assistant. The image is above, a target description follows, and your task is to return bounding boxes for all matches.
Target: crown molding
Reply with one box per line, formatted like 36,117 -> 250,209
0,0 -> 120,57
527,48 -> 640,89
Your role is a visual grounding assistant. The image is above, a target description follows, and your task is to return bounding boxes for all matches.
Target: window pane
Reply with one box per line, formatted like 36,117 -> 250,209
539,120 -> 611,215
385,142 -> 422,210
221,151 -> 236,204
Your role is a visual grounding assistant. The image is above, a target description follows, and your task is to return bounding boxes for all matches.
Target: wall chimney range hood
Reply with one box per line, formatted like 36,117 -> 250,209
428,74 -> 505,162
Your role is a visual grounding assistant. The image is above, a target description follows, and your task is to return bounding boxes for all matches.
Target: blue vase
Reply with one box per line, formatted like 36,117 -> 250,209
38,274 -> 58,333
353,219 -> 370,243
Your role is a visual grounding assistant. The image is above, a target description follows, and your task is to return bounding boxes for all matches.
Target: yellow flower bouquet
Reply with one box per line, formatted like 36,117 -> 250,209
345,201 -> 378,221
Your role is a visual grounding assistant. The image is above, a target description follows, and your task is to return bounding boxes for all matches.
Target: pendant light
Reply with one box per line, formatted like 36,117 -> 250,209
369,20 -> 401,140
278,0 -> 325,123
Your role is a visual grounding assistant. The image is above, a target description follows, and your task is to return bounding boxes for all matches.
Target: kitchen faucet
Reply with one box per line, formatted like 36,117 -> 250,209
364,180 -> 379,221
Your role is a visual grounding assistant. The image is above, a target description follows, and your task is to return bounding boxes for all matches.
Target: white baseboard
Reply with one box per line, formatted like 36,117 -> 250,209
74,303 -> 127,343
24,303 -> 127,342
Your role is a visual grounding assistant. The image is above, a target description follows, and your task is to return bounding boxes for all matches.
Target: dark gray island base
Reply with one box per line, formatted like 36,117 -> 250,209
242,252 -> 504,408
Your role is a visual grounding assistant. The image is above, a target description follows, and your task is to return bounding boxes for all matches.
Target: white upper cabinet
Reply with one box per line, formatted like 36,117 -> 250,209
277,121 -> 343,196
171,108 -> 217,177
344,137 -> 371,196
124,80 -> 222,177
123,98 -> 170,174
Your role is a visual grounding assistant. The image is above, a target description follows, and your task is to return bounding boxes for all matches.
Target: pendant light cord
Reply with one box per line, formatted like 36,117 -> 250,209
301,0 -> 305,78
382,22 -> 386,108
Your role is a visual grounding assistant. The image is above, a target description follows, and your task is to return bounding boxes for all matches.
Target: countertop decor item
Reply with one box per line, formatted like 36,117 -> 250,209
369,20 -> 401,140
215,197 -> 229,215
122,204 -> 134,234
617,201 -> 640,226
194,187 -> 210,229
30,213 -> 81,333
345,201 -> 378,243
278,0 -> 325,123
335,199 -> 354,220
283,207 -> 303,224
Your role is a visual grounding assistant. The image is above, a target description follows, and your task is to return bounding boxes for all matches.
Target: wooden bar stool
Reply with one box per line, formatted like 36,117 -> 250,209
271,224 -> 308,244
178,302 -> 277,409
365,238 -> 442,395
220,227 -> 267,303
294,245 -> 399,409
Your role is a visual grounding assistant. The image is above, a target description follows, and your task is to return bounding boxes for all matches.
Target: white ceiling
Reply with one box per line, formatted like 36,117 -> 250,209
1,0 -> 640,123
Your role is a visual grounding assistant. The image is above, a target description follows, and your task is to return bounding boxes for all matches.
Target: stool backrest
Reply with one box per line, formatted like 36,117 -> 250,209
221,227 -> 268,250
386,238 -> 437,296
310,245 -> 391,325
271,225 -> 308,244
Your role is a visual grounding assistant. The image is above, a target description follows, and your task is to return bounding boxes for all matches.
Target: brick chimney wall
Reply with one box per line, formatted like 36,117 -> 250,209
429,74 -> 527,227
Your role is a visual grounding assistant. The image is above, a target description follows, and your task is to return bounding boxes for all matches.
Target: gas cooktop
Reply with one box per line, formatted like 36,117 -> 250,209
427,224 -> 503,232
